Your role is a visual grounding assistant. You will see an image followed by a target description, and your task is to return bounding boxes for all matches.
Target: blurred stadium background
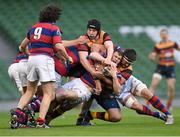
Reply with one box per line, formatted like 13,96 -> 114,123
0,0 -> 180,103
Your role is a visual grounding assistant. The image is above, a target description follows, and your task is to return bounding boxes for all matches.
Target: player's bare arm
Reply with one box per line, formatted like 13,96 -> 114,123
55,43 -> 73,63
79,51 -> 102,77
102,66 -> 122,95
19,37 -> 30,53
104,40 -> 114,61
62,36 -> 89,47
89,52 -> 116,66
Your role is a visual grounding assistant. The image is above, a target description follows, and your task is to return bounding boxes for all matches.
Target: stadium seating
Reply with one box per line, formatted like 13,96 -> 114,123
0,0 -> 180,99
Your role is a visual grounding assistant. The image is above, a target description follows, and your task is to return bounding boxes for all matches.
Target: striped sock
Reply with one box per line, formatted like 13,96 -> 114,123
149,95 -> 171,116
46,106 -> 65,124
136,105 -> 160,118
91,112 -> 110,121
29,96 -> 43,112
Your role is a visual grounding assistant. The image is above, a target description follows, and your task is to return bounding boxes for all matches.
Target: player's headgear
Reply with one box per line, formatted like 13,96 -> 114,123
87,19 -> 101,32
123,49 -> 137,63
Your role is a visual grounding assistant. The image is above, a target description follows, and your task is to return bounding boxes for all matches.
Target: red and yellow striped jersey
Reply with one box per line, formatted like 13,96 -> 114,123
153,40 -> 179,66
77,30 -> 111,52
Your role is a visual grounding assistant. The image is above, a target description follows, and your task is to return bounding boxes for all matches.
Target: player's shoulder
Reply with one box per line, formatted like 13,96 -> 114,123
33,22 -> 59,30
100,30 -> 109,36
51,23 -> 60,30
156,40 -> 176,49
168,40 -> 176,45
155,41 -> 161,48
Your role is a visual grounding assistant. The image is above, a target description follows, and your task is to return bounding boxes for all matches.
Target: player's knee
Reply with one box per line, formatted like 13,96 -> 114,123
51,91 -> 55,100
141,88 -> 153,100
108,111 -> 122,122
109,114 -> 122,122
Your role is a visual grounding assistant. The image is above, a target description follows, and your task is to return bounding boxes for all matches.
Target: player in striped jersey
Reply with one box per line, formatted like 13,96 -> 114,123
10,4 -> 73,129
82,48 -> 173,125
77,19 -> 115,81
148,29 -> 180,109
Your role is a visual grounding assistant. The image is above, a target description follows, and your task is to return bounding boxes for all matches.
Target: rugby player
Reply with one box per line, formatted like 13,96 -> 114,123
148,29 -> 180,109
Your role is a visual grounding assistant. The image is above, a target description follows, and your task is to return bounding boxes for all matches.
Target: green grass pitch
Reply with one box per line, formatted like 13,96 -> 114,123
0,108 -> 180,136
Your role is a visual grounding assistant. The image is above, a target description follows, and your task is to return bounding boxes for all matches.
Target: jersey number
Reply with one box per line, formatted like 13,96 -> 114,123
34,27 -> 42,40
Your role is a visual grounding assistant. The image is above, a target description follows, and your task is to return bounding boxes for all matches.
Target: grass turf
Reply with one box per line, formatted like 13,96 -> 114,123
0,108 -> 180,136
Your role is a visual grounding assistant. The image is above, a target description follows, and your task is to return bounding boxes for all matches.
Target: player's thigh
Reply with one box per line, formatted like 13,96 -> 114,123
151,73 -> 162,87
28,55 -> 56,82
55,72 -> 62,89
37,56 -> 56,82
41,81 -> 55,99
18,61 -> 28,88
62,78 -> 92,101
131,76 -> 147,97
8,63 -> 22,90
95,96 -> 120,110
56,88 -> 79,100
26,80 -> 39,95
139,88 -> 153,100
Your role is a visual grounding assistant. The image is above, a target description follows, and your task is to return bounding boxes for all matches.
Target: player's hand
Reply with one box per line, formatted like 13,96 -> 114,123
68,56 -> 73,63
148,52 -> 156,61
103,65 -> 117,78
109,65 -> 118,78
103,58 -> 117,67
93,88 -> 102,95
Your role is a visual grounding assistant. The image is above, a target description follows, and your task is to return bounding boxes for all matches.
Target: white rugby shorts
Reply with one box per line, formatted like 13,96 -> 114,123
8,63 -> 22,92
118,75 -> 147,100
62,78 -> 92,102
27,55 -> 55,82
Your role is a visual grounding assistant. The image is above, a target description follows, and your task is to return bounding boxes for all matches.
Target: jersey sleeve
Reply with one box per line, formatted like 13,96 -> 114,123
121,69 -> 132,80
52,25 -> 62,45
103,33 -> 111,44
173,42 -> 179,49
77,43 -> 89,52
153,45 -> 159,53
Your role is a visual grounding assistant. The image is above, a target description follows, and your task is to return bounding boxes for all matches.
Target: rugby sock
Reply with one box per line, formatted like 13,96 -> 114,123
136,105 -> 160,118
46,106 -> 65,124
91,112 -> 110,121
148,95 -> 171,116
28,96 -> 43,112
